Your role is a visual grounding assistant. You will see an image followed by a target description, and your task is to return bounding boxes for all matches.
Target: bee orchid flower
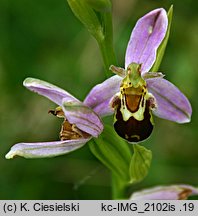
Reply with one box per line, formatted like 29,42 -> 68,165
6,8 -> 192,159
130,184 -> 198,200
84,8 -> 192,143
6,78 -> 103,159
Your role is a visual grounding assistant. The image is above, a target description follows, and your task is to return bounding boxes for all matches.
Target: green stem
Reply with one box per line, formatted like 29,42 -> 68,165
111,173 -> 128,200
97,11 -> 125,199
97,11 -> 117,77
98,38 -> 116,77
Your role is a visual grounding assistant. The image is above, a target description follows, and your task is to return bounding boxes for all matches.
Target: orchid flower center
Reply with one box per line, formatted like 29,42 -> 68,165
49,107 -> 90,140
110,63 -> 156,143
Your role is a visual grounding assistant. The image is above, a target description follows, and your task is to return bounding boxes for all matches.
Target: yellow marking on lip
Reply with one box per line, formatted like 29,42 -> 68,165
130,135 -> 140,140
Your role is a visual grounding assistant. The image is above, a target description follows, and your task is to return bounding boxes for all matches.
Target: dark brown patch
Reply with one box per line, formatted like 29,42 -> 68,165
111,95 -> 121,109
114,100 -> 153,142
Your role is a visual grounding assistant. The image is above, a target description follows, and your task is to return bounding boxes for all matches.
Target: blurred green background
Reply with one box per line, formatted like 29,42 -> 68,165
1,0 -> 198,199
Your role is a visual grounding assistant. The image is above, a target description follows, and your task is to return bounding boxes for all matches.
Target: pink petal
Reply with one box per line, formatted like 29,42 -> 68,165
5,139 -> 91,159
147,78 -> 192,123
84,75 -> 122,116
23,78 -> 79,106
62,99 -> 103,137
125,8 -> 168,73
130,185 -> 198,200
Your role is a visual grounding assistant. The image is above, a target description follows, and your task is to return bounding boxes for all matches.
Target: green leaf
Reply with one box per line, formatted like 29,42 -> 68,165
150,5 -> 173,72
88,125 -> 132,182
67,0 -> 116,76
129,144 -> 152,184
67,0 -> 103,41
83,0 -> 111,12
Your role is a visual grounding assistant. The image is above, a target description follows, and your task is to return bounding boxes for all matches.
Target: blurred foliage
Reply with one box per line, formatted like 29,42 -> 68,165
0,0 -> 198,199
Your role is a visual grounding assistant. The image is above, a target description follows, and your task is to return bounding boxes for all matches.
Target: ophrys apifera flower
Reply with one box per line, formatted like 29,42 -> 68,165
130,184 -> 198,200
85,8 -> 192,143
6,78 -> 103,159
